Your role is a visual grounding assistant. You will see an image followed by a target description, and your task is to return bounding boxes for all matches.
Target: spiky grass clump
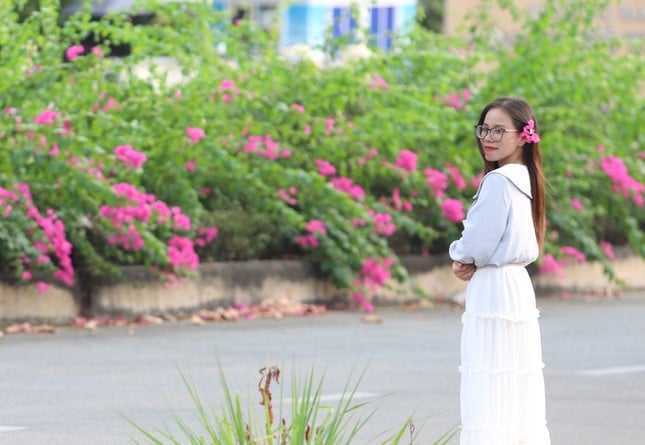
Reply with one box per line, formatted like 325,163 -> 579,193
127,361 -> 459,445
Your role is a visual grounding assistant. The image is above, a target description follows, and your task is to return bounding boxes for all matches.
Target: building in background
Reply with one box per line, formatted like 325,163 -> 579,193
212,0 -> 418,51
444,0 -> 645,40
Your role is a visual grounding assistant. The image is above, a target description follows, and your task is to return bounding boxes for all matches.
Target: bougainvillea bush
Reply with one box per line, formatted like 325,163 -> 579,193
0,0 -> 642,309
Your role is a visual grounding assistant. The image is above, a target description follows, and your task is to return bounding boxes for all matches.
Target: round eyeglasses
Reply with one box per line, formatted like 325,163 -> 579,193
475,125 -> 519,142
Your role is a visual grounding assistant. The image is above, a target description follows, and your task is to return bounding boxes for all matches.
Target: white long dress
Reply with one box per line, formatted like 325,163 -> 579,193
449,163 -> 551,445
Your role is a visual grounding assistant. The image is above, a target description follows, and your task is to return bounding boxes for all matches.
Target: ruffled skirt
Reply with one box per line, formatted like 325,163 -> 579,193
460,265 -> 550,445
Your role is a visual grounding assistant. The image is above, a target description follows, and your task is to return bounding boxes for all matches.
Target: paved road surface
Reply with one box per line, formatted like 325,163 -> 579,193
1,292 -> 644,444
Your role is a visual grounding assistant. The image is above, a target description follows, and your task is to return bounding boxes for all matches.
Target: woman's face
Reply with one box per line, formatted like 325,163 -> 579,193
479,107 -> 525,166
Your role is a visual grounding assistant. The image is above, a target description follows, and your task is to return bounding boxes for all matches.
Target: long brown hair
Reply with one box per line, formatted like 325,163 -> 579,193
475,97 -> 546,251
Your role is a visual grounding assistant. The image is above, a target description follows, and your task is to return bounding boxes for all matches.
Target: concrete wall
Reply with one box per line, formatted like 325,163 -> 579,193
1,253 -> 644,324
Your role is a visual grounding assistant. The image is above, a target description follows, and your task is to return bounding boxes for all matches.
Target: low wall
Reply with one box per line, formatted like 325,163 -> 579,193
1,252 -> 644,325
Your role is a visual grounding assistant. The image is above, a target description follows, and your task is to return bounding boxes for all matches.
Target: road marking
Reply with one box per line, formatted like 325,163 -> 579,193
0,426 -> 27,433
318,391 -> 380,402
284,391 -> 380,404
577,365 -> 645,376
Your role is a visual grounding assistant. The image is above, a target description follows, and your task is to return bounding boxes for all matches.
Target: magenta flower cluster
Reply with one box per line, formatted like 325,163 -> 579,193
351,257 -> 395,312
600,155 -> 644,206
520,119 -> 541,143
294,219 -> 327,248
98,183 -> 204,272
114,145 -> 147,169
243,134 -> 292,160
393,149 -> 417,173
1,184 -> 74,291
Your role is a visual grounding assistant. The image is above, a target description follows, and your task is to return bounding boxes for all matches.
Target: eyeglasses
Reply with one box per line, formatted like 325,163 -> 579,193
475,125 -> 519,142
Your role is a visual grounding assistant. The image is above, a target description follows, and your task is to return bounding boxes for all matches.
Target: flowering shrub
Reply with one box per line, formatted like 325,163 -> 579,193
0,0 -> 642,307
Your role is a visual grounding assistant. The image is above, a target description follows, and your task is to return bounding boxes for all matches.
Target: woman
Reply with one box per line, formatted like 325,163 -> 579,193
450,97 -> 551,444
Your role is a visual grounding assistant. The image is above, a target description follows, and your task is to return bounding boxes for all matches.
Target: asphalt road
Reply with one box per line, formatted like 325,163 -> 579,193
1,292 -> 644,445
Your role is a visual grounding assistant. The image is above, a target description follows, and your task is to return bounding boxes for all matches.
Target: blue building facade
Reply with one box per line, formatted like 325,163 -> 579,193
212,0 -> 417,51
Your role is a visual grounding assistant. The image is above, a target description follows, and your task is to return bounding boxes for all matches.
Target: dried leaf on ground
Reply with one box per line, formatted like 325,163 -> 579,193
361,314 -> 383,324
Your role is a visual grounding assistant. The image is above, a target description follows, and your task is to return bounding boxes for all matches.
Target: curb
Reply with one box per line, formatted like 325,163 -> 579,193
1,253 -> 644,325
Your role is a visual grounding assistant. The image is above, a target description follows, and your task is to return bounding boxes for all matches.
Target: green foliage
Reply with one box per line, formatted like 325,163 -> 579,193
0,0 -> 642,299
417,0 -> 445,33
127,361 -> 459,444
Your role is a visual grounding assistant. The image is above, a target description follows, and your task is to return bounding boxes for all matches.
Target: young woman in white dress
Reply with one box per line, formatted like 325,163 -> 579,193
450,97 -> 551,444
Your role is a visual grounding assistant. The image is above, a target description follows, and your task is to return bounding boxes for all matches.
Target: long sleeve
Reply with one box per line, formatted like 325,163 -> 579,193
449,173 -> 511,267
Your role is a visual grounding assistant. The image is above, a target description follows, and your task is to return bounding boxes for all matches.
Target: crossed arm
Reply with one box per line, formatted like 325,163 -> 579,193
452,261 -> 476,281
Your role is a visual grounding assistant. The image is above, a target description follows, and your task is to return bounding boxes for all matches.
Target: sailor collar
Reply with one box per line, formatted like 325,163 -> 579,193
473,163 -> 532,199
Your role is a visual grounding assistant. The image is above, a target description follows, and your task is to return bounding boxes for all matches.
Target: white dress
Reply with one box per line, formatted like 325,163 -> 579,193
449,164 -> 551,445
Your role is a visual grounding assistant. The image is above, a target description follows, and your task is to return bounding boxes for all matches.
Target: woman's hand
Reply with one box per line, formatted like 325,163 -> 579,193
452,261 -> 476,281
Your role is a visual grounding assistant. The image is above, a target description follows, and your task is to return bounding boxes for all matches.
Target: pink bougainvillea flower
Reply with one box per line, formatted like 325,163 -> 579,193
360,257 -> 394,293
394,149 -> 417,173
391,188 -> 403,210
330,177 -> 365,200
278,188 -> 297,206
539,254 -> 565,279
599,240 -> 616,260
560,246 -> 586,263
114,145 -> 147,169
61,118 -> 73,136
171,206 -> 191,231
570,199 -> 583,211
303,124 -> 311,135
441,198 -> 464,222
186,127 -> 205,144
446,163 -> 467,190
102,96 -> 121,112
306,219 -> 327,235
185,160 -> 196,172
363,147 -> 379,161
65,44 -> 85,61
369,75 -> 390,91
294,234 -> 319,248
462,88 -> 471,103
219,79 -> 238,91
17,184 -> 76,287
291,103 -> 305,113
520,119 -> 541,143
470,173 -> 484,189
167,236 -> 199,270
424,168 -> 449,199
447,92 -> 463,109
242,134 -> 286,160
33,109 -> 60,125
315,159 -> 336,177
194,226 -> 219,247
22,270 -> 32,281
91,46 -> 104,58
37,255 -> 50,264
372,212 -> 396,236
325,118 -> 335,135
351,292 -> 375,312
600,155 -> 644,206
35,281 -> 51,293
108,223 -> 145,251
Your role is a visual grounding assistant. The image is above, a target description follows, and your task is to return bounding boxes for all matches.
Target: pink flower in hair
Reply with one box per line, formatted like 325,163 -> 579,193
520,119 -> 540,143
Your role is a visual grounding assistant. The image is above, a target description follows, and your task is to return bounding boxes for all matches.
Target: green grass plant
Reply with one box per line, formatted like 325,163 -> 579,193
127,361 -> 459,445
